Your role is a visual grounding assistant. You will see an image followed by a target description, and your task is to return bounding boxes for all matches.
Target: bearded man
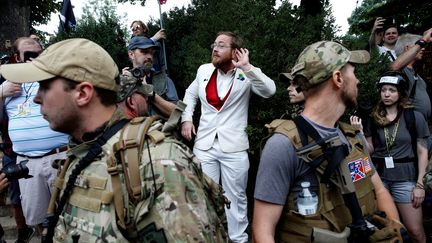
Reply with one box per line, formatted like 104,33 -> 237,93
181,31 -> 276,242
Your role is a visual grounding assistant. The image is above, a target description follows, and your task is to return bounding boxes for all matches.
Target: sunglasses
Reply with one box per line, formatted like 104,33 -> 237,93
131,25 -> 142,31
23,51 -> 40,62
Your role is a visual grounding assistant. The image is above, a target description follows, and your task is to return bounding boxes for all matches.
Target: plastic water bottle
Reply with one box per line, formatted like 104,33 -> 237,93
296,181 -> 318,215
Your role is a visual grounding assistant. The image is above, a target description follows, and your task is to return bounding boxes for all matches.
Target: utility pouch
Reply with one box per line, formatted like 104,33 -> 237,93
312,227 -> 350,243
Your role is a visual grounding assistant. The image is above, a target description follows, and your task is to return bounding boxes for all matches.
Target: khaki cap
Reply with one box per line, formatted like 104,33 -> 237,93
279,41 -> 370,90
0,38 -> 119,91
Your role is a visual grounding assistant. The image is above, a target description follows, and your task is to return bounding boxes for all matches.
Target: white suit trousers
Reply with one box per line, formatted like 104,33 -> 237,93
194,139 -> 249,243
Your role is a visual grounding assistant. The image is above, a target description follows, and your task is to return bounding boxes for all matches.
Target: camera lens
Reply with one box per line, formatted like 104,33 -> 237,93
1,160 -> 32,180
131,68 -> 144,79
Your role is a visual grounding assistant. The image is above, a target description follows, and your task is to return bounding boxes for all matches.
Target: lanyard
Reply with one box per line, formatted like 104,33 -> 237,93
384,120 -> 399,156
23,82 -> 35,103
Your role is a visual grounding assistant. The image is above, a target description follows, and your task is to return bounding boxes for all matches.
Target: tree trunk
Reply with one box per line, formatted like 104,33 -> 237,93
0,0 -> 30,57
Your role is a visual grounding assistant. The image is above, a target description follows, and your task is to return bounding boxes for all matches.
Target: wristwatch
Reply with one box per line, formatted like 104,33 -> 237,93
415,39 -> 427,48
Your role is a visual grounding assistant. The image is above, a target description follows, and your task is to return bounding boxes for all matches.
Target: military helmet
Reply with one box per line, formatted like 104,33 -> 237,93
117,73 -> 154,102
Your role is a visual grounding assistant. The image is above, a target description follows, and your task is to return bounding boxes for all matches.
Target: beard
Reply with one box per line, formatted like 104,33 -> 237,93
341,87 -> 357,109
48,110 -> 80,136
211,54 -> 232,69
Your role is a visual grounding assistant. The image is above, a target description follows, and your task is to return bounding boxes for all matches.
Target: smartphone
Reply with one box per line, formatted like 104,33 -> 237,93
23,51 -> 39,62
383,17 -> 395,28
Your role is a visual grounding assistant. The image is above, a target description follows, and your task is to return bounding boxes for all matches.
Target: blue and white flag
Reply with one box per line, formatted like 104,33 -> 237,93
59,0 -> 76,33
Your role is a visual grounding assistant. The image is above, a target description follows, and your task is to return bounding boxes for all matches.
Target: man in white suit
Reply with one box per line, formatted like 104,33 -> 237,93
181,31 -> 276,242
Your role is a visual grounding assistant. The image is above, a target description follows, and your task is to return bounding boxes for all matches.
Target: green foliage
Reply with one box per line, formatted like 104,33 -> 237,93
51,0 -> 129,70
348,0 -> 432,36
154,0 -> 338,161
117,0 -> 147,7
30,0 -> 62,32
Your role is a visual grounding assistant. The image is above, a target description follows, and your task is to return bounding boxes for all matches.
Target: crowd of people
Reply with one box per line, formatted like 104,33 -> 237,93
0,17 -> 431,243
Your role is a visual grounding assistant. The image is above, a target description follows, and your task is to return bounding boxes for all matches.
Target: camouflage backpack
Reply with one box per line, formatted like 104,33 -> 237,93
111,115 -> 229,242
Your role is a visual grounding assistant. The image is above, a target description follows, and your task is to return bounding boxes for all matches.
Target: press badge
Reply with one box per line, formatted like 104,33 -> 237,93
384,156 -> 394,168
17,102 -> 31,116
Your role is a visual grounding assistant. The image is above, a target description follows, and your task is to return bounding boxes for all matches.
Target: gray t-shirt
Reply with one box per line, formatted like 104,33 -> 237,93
365,110 -> 429,181
404,67 -> 431,120
254,117 -> 349,205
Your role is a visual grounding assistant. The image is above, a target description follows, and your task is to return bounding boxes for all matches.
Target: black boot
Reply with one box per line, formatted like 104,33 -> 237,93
15,226 -> 35,243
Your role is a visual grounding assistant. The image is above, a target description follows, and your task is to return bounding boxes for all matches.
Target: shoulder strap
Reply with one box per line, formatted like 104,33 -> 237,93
402,68 -> 417,99
404,108 -> 417,150
107,115 -> 165,233
404,108 -> 418,174
386,50 -> 396,61
113,115 -> 164,204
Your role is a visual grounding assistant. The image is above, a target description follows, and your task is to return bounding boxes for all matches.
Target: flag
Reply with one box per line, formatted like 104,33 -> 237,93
348,159 -> 366,183
159,0 -> 167,4
59,0 -> 77,33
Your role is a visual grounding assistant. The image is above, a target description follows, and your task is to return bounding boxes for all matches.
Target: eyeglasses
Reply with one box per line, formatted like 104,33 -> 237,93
131,25 -> 141,31
210,43 -> 231,50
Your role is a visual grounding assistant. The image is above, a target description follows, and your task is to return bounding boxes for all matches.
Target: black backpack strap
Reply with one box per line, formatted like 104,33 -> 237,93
293,116 -> 349,184
401,68 -> 417,99
404,108 -> 418,175
386,50 -> 396,62
293,116 -> 328,169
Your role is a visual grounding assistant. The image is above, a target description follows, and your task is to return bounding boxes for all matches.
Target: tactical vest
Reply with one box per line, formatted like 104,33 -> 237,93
265,119 -> 377,243
53,116 -> 228,242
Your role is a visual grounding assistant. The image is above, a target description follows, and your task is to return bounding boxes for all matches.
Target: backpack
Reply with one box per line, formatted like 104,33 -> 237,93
111,115 -> 229,242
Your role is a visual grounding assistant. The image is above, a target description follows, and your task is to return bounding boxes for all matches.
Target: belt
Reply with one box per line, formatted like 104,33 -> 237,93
372,157 -> 415,164
17,146 -> 68,159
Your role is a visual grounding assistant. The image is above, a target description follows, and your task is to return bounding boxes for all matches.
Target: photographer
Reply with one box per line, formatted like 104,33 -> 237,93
125,36 -> 178,117
369,17 -> 399,60
0,37 -> 69,237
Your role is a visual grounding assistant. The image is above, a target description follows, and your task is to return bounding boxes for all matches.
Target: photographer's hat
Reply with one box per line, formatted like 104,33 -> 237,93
279,41 -> 370,90
0,38 -> 119,91
128,36 -> 160,51
118,73 -> 153,101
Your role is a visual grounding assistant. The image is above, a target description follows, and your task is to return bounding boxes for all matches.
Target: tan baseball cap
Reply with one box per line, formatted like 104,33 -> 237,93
279,41 -> 370,90
0,38 -> 119,91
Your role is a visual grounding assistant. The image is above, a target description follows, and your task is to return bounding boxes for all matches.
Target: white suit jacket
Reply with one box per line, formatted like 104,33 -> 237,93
182,63 -> 276,153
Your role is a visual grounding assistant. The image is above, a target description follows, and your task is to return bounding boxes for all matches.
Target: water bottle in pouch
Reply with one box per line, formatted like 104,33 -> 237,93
297,181 -> 318,215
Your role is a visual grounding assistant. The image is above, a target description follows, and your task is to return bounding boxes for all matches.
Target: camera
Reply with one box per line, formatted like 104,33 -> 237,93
130,64 -> 152,80
382,16 -> 395,29
0,160 -> 32,180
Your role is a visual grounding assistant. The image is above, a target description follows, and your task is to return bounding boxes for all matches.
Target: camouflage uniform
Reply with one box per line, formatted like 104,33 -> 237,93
53,109 -> 228,242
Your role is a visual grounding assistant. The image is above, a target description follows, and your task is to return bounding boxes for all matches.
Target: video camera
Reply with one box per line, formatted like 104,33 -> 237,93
130,64 -> 152,81
0,160 -> 32,180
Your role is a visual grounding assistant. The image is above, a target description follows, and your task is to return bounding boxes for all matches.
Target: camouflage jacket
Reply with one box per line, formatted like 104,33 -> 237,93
53,108 -> 228,242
